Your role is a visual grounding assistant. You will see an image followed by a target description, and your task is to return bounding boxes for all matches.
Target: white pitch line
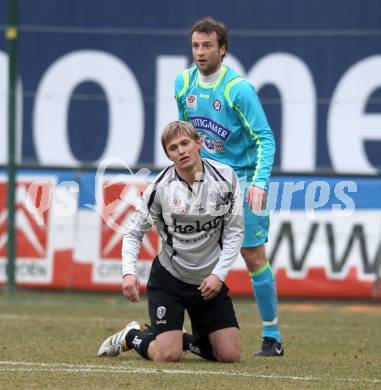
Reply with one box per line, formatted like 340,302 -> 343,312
0,367 -> 132,374
0,361 -> 380,384
0,361 -> 133,369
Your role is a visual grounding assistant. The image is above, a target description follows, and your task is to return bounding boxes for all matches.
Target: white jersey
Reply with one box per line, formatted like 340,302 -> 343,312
122,158 -> 244,285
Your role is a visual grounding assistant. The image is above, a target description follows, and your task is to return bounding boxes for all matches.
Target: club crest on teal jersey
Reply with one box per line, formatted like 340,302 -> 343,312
213,99 -> 222,111
186,94 -> 197,109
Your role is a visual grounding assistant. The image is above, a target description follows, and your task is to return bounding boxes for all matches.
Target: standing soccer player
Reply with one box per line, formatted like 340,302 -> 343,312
98,121 -> 243,363
175,17 -> 283,356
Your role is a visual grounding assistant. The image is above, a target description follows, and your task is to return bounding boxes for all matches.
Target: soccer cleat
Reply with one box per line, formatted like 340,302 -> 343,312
255,337 -> 284,357
97,321 -> 141,357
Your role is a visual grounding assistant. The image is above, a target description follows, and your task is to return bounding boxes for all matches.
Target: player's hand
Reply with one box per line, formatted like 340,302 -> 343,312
246,185 -> 266,214
122,274 -> 140,302
198,275 -> 223,300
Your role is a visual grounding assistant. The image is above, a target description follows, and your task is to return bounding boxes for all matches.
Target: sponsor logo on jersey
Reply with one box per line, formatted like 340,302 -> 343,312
173,215 -> 223,234
173,197 -> 185,214
208,192 -> 228,206
200,135 -> 224,154
212,99 -> 222,111
204,136 -> 214,150
208,191 -> 219,203
208,191 -> 234,213
186,94 -> 197,109
214,140 -> 224,151
190,116 -> 230,140
173,207 -> 186,214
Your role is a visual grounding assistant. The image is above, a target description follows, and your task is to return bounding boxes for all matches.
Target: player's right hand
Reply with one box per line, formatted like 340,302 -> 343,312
122,274 -> 140,302
246,185 -> 266,214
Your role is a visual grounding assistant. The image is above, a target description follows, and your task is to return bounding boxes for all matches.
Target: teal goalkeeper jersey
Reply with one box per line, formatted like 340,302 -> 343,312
175,65 -> 275,190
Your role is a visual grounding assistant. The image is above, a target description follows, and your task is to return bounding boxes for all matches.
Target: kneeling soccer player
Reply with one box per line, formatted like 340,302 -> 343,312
97,120 -> 243,362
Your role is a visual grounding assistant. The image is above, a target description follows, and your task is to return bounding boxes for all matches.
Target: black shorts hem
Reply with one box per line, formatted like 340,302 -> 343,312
152,325 -> 184,337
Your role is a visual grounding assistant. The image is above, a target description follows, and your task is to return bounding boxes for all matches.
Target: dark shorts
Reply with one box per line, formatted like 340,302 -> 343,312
147,257 -> 239,344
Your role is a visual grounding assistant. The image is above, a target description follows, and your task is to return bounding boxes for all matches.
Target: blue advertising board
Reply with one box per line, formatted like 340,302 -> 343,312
0,0 -> 380,173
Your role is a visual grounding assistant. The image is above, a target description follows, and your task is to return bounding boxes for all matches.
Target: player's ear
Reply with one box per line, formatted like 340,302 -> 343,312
219,44 -> 226,58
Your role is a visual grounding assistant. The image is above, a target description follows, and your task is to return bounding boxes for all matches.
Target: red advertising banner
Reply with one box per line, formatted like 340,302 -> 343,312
72,174 -> 159,291
1,171 -> 380,299
0,175 -> 77,288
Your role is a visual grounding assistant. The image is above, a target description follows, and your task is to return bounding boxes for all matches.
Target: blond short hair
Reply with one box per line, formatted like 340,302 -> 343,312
161,121 -> 200,156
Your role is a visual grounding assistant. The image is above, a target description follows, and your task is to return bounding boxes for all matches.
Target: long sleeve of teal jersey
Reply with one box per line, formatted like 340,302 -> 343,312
230,81 -> 275,190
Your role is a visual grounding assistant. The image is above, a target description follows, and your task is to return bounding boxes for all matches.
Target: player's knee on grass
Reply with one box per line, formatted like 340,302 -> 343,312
155,347 -> 183,362
149,330 -> 183,362
209,327 -> 241,363
212,344 -> 240,363
150,343 -> 183,362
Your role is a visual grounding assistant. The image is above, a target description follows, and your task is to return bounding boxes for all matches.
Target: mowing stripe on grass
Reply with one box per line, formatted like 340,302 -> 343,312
0,313 -> 129,323
0,313 -> 356,330
0,361 -> 380,384
2,296 -> 380,314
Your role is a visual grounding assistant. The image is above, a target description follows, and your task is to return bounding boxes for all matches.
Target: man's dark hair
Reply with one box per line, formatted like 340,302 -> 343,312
190,17 -> 228,57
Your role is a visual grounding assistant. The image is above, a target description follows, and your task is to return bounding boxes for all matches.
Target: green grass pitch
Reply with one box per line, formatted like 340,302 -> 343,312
0,291 -> 380,389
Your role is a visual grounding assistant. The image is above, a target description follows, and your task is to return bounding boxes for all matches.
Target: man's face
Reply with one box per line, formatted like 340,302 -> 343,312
191,31 -> 226,76
166,134 -> 202,171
